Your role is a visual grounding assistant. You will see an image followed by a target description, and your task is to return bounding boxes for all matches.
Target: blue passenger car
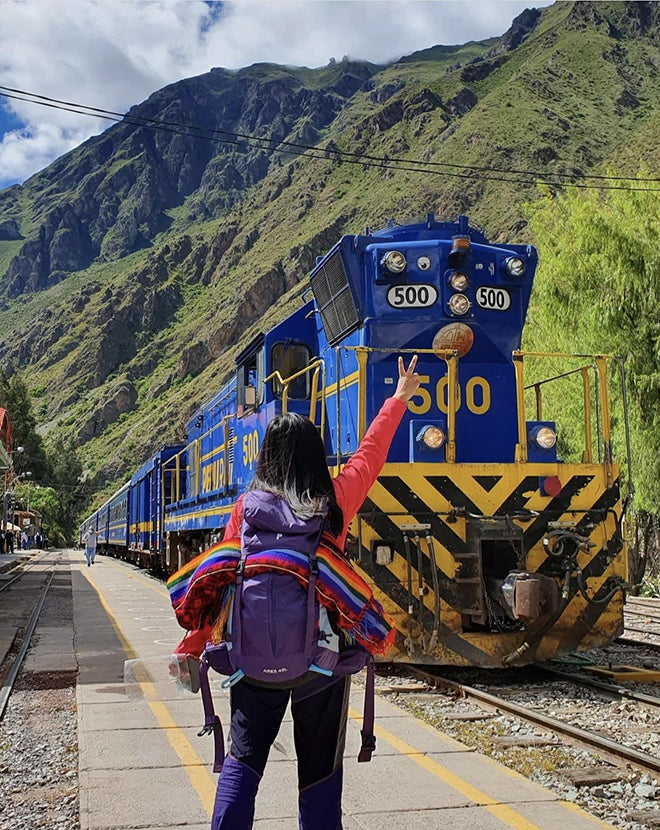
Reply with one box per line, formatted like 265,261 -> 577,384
106,482 -> 129,550
128,446 -> 182,568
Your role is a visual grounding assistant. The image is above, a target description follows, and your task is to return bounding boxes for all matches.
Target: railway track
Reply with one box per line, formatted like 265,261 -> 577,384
398,643 -> 660,777
0,551 -> 59,718
0,549 -> 51,593
407,668 -> 660,776
623,597 -> 660,648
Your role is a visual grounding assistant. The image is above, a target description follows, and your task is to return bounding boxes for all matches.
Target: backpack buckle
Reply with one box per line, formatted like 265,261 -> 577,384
309,559 -> 319,577
198,714 -> 220,737
221,669 -> 245,689
235,558 -> 245,575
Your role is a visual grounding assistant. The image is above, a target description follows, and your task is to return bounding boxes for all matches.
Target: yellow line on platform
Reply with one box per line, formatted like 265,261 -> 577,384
82,559 -> 612,829
349,706 -> 611,830
81,566 -> 215,816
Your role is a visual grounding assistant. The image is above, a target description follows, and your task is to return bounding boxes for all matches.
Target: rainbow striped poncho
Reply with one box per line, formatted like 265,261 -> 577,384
167,537 -> 395,655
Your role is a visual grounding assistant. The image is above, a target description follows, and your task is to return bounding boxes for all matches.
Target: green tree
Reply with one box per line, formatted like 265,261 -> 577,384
48,435 -> 89,541
1,372 -> 89,543
525,177 -> 660,584
15,482 -> 64,544
0,371 -> 51,481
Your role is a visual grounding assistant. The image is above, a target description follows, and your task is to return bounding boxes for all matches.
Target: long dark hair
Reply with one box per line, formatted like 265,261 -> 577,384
249,412 -> 344,536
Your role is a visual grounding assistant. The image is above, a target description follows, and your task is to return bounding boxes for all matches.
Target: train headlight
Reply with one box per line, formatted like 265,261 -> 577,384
531,426 -> 557,449
449,271 -> 469,291
505,256 -> 526,277
417,425 -> 445,449
448,293 -> 471,315
381,250 -> 407,274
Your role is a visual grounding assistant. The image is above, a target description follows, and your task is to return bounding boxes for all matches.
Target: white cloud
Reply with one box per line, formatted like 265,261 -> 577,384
0,123 -> 97,183
0,0 -> 552,186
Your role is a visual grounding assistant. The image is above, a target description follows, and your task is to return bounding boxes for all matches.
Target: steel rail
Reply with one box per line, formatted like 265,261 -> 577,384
616,635 -> 660,652
407,667 -> 660,775
0,551 -> 50,593
0,567 -> 56,719
540,666 -> 660,708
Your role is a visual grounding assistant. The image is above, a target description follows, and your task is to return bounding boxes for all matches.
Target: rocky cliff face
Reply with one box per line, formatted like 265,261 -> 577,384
0,61 -> 377,298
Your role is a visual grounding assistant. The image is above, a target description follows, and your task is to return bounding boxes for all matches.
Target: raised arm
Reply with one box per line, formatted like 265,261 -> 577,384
333,355 -> 420,530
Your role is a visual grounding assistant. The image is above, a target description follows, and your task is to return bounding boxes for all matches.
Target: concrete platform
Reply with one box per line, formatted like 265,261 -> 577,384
48,550 -> 616,829
0,550 -> 29,573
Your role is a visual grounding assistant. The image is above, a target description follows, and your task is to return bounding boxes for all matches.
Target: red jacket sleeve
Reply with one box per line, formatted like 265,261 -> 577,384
333,396 -> 407,541
174,625 -> 212,658
223,493 -> 245,540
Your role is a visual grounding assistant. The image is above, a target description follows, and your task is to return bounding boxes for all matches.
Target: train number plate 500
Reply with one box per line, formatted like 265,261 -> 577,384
387,284 -> 438,308
476,286 -> 511,311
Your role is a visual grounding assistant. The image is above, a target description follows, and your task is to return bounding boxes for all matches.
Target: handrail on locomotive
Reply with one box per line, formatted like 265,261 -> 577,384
263,358 -> 327,435
162,347 -> 629,510
516,350 -> 633,500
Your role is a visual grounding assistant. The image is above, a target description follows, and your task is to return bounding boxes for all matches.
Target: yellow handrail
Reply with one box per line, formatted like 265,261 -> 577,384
341,346 -> 460,463
264,359 -> 326,430
356,347 -> 369,441
595,356 -> 613,486
513,352 -> 527,462
581,367 -> 593,464
445,352 -> 459,463
525,363 -> 596,463
514,350 -> 616,479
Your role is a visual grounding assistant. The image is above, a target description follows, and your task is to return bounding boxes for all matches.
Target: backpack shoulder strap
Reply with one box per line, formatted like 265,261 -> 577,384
304,545 -> 319,661
198,659 -> 225,772
357,655 -> 376,762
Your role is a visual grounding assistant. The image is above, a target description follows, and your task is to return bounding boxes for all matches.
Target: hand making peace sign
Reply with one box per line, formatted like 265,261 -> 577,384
393,355 -> 421,403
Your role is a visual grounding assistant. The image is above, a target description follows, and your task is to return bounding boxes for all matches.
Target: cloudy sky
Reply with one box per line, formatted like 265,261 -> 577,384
0,0 -> 553,188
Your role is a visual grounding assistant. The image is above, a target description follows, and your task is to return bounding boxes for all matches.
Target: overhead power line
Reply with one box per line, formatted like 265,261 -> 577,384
1,85 -> 660,192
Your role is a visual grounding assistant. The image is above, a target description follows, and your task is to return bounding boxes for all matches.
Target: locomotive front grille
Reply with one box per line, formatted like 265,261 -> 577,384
310,250 -> 360,345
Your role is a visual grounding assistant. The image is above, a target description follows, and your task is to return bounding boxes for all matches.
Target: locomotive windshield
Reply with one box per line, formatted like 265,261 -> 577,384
271,342 -> 312,400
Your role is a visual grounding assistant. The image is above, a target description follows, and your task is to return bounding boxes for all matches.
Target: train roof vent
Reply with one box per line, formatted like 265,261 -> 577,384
310,250 -> 361,346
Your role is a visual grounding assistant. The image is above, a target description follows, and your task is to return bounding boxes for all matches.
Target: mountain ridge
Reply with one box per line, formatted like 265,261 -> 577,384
1,0 -> 660,500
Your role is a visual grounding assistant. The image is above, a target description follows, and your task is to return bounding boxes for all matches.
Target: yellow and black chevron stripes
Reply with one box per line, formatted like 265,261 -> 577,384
350,462 -> 627,668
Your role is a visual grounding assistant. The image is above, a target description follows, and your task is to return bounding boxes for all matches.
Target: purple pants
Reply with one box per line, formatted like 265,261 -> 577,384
211,675 -> 350,829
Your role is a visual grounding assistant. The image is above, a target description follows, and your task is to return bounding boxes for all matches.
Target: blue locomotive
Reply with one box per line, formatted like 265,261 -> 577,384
81,215 -> 628,667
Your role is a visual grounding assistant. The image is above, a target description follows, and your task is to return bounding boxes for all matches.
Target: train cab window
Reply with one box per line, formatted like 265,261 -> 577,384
237,345 -> 264,415
271,342 -> 313,400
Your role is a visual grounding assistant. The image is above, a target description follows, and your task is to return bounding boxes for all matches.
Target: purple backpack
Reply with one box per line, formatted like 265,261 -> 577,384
197,491 -> 376,770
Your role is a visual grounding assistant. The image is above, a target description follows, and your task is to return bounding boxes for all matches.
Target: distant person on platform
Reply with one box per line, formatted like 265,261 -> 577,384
83,528 -> 98,566
21,530 -> 29,550
5,528 -> 14,553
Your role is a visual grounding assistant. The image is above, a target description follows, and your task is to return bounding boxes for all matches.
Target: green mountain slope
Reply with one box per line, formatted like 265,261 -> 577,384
1,0 -> 660,501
